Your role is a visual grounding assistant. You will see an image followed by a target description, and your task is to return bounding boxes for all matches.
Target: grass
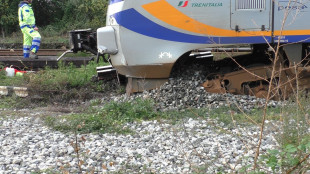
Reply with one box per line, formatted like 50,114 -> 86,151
0,31 -> 69,45
43,96 -> 286,134
0,70 -> 26,87
44,98 -> 160,134
277,95 -> 310,146
0,57 -> 110,104
0,95 -> 29,109
167,104 -> 283,127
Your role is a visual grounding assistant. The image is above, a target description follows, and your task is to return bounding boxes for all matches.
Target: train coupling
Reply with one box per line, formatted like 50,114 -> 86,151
57,29 -> 98,61
69,29 -> 98,55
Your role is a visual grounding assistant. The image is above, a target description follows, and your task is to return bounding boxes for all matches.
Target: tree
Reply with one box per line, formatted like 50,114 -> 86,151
1,0 -> 109,37
32,0 -> 64,26
63,0 -> 108,29
0,0 -> 18,38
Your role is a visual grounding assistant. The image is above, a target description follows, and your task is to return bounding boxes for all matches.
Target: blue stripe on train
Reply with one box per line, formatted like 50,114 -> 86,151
110,0 -> 123,5
113,8 -> 310,44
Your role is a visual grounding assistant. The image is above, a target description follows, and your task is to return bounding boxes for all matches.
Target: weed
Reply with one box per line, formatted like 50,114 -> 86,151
187,105 -> 282,127
260,137 -> 310,173
266,95 -> 310,173
44,98 -> 160,134
0,95 -> 29,109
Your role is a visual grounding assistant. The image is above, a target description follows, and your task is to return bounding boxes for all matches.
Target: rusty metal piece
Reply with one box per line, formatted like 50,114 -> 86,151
203,65 -> 272,95
202,78 -> 226,94
203,63 -> 310,99
202,65 -> 287,99
255,89 -> 268,99
242,81 -> 269,98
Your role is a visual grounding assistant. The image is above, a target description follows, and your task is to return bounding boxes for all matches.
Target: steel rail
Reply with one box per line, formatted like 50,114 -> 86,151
0,49 -> 67,56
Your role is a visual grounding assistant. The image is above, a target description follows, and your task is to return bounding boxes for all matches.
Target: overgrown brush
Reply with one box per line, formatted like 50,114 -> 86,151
263,94 -> 310,173
27,60 -> 99,91
0,58 -> 110,104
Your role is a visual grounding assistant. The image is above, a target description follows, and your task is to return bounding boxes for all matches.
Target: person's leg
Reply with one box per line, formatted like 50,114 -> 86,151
29,31 -> 41,54
21,27 -> 41,58
22,29 -> 32,58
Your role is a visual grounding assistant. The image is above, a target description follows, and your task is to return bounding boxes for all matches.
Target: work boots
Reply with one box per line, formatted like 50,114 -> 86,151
29,52 -> 38,59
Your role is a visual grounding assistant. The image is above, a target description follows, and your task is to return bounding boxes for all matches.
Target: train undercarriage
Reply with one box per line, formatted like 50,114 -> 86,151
189,44 -> 310,100
69,29 -> 310,100
202,51 -> 310,100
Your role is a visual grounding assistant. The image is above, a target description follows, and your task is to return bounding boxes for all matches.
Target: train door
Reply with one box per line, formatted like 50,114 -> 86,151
230,0 -> 272,31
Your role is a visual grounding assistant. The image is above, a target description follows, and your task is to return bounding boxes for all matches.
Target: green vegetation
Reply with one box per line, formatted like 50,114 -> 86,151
260,138 -> 310,173
27,61 -> 96,91
206,104 -> 282,126
1,0 -> 108,43
43,98 -> 289,135
0,66 -> 25,87
0,96 -> 28,109
0,58 -> 110,106
44,98 -> 159,134
0,59 -> 102,88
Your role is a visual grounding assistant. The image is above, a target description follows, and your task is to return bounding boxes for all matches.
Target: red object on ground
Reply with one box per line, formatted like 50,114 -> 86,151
2,67 -> 27,75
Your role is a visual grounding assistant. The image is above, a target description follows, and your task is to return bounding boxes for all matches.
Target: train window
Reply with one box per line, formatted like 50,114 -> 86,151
236,0 -> 266,10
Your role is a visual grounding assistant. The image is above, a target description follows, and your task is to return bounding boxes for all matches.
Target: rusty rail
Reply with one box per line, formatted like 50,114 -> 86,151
0,49 -> 93,69
0,49 -> 67,56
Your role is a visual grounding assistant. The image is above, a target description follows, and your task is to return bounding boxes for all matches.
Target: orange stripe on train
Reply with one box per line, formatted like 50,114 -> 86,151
142,0 -> 310,37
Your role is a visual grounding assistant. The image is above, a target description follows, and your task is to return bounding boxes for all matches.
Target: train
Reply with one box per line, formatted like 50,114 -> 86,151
69,0 -> 310,97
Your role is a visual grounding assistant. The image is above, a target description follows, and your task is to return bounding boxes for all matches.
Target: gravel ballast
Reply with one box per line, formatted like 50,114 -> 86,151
0,116 -> 281,173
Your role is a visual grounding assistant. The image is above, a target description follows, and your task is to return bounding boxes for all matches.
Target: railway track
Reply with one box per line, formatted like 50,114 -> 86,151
0,49 -> 66,56
0,49 -> 93,70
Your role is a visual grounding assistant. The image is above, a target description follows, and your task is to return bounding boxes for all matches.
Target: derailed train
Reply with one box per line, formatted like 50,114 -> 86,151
70,0 -> 310,97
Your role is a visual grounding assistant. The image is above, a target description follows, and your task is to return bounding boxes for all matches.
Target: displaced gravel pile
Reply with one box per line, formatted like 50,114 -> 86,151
0,116 -> 280,173
112,61 -> 282,111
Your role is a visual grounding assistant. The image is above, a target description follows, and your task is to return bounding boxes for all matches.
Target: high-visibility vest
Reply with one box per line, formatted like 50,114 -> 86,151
18,2 -> 36,29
